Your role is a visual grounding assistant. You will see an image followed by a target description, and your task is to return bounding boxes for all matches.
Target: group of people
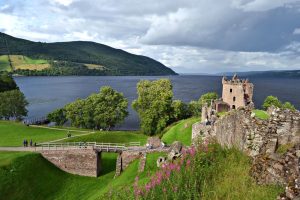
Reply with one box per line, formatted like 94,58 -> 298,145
23,139 -> 35,147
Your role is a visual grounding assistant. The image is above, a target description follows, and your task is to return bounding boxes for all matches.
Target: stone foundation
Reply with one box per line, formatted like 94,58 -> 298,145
41,149 -> 101,177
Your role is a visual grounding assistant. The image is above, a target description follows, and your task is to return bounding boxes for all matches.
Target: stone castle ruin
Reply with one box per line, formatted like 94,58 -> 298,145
201,74 -> 254,124
193,75 -> 300,199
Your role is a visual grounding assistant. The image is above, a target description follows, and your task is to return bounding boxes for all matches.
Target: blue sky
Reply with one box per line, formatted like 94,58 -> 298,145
0,0 -> 300,73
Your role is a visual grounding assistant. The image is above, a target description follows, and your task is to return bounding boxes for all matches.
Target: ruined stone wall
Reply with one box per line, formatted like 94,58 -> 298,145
41,149 -> 100,177
115,151 -> 143,177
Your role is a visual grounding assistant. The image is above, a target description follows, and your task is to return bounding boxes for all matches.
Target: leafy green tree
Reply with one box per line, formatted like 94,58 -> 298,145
47,108 -> 67,126
171,100 -> 189,121
199,92 -> 218,108
188,100 -> 202,117
65,99 -> 86,128
262,96 -> 282,110
88,86 -> 128,130
132,79 -> 173,135
0,90 -> 28,120
0,72 -> 18,92
282,102 -> 296,111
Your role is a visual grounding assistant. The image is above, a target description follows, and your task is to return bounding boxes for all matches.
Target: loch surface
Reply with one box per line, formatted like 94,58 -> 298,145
14,76 -> 300,130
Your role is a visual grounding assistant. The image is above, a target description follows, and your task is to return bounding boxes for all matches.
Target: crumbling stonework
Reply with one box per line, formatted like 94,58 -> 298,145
192,106 -> 300,199
115,151 -> 143,177
41,149 -> 101,177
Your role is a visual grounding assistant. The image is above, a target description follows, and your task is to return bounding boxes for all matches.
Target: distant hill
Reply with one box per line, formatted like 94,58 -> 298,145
218,70 -> 300,78
0,32 -> 176,76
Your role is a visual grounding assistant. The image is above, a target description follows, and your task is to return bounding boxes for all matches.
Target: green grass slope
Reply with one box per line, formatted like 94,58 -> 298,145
64,131 -> 148,145
0,121 -> 84,146
0,150 -> 164,200
0,32 -> 176,76
252,109 -> 270,120
161,117 -> 200,146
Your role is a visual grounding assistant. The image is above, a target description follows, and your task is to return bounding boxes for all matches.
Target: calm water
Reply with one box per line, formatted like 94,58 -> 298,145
14,76 -> 300,130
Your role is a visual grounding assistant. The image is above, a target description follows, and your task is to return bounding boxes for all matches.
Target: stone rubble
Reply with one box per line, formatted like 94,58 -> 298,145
192,105 -> 300,199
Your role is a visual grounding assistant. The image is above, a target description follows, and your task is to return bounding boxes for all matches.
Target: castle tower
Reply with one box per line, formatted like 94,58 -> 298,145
222,74 -> 254,109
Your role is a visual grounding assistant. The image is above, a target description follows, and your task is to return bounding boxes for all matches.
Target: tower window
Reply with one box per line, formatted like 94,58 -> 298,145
230,88 -> 232,93
232,105 -> 236,109
233,97 -> 236,101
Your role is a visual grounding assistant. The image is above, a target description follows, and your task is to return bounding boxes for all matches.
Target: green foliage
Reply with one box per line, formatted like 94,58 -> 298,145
47,108 -> 67,126
0,32 -> 176,76
0,72 -> 18,92
188,100 -> 201,117
252,109 -> 270,120
115,143 -> 282,199
0,90 -> 28,120
282,102 -> 296,111
132,79 -> 173,135
199,92 -> 218,107
161,118 -> 200,146
171,100 -> 189,121
64,86 -> 128,129
262,96 -> 282,110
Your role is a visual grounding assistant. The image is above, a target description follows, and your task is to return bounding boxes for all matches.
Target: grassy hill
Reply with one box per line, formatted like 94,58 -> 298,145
0,32 -> 176,76
161,117 -> 199,146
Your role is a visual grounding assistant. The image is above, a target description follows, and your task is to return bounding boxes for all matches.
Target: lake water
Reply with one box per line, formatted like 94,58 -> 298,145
14,76 -> 300,130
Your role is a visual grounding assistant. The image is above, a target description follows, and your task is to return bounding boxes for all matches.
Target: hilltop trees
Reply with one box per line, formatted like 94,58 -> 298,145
132,79 -> 173,135
49,86 -> 128,129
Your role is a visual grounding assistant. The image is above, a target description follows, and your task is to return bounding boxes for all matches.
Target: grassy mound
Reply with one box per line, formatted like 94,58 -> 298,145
0,55 -> 11,72
0,150 -> 164,200
0,121 -> 86,146
252,109 -> 270,120
161,118 -> 199,146
64,131 -> 148,145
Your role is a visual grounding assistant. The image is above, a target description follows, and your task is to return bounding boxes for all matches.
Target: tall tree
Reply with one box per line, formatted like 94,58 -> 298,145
132,79 -> 173,135
0,90 -> 28,120
65,99 -> 86,128
0,72 -> 18,93
90,86 -> 128,130
47,108 -> 67,126
171,100 -> 189,121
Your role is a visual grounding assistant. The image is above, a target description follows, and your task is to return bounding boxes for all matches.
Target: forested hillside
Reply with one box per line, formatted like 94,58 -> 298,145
0,32 -> 176,76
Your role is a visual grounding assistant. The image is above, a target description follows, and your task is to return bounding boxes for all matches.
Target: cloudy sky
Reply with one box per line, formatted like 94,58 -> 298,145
1,0 -> 300,74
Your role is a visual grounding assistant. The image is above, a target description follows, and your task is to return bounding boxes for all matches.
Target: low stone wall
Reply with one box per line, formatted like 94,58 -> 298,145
41,149 -> 101,177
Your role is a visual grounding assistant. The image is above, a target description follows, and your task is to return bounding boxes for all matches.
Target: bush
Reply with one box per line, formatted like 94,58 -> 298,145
199,92 -> 218,107
188,100 -> 201,117
262,96 -> 282,110
282,102 -> 296,111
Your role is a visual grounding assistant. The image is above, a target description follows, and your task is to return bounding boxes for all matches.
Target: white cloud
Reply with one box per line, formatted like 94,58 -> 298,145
51,0 -> 74,6
293,28 -> 300,34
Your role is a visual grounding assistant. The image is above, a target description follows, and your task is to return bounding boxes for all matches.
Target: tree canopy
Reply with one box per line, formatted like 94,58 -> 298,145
262,96 -> 282,110
132,79 -> 173,135
54,86 -> 128,130
199,92 -> 219,107
0,90 -> 28,120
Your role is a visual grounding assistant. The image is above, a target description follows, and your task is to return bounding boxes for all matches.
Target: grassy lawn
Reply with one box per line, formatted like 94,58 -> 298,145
252,109 -> 270,120
0,55 -> 11,72
63,131 -> 148,145
10,55 -> 50,71
161,117 -> 200,146
0,150 -> 164,200
0,121 -> 85,147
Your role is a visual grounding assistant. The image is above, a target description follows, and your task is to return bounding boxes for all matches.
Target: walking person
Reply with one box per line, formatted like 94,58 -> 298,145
25,140 -> 28,147
23,139 -> 26,147
30,139 -> 33,147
